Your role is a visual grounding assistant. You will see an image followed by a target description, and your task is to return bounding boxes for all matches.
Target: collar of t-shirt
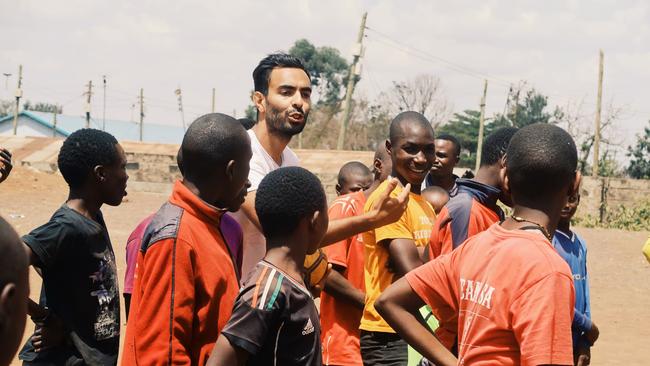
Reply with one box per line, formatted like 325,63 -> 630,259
456,178 -> 502,216
554,228 -> 576,242
170,180 -> 224,225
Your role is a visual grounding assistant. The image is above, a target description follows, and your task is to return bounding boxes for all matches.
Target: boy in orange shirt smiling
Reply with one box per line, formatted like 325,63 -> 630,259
376,123 -> 579,366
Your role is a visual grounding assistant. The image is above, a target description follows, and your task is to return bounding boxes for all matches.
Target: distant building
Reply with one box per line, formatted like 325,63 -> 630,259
0,111 -> 185,144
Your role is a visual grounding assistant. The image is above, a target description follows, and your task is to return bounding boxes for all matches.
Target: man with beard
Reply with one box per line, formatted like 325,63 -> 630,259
233,54 -> 409,278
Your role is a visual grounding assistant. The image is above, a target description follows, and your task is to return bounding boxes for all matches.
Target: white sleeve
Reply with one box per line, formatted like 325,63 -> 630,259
247,155 -> 268,192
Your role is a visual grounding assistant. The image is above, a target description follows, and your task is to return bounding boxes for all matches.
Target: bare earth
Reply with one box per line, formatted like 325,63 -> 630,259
2,167 -> 649,365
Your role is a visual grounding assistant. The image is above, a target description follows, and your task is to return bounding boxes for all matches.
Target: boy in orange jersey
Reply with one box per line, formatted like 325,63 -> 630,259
122,113 -> 252,365
360,111 -> 437,365
427,127 -> 517,260
320,146 -> 392,366
377,123 -> 579,366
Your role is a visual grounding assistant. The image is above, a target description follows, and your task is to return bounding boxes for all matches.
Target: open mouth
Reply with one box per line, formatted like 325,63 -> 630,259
288,112 -> 304,123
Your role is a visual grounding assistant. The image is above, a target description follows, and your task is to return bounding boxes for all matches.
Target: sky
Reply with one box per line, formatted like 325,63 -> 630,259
1,0 -> 649,157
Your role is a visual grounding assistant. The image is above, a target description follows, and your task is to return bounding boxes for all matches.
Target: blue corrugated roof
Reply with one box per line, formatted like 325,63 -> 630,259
0,111 -> 185,144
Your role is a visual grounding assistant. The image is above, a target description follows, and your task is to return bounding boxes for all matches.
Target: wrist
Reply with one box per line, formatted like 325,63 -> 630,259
31,307 -> 50,324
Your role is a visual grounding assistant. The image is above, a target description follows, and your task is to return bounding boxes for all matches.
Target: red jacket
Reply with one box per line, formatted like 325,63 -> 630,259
122,181 -> 239,365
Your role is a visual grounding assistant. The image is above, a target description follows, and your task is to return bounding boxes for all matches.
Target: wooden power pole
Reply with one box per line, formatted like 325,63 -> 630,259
12,65 -> 23,135
593,50 -> 604,177
337,12 -> 367,150
475,80 -> 488,172
175,88 -> 186,131
211,88 -> 216,113
102,75 -> 107,131
84,80 -> 93,128
139,88 -> 144,141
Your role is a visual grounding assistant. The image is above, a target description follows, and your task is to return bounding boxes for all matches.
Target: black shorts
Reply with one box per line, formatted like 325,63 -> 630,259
360,330 -> 408,366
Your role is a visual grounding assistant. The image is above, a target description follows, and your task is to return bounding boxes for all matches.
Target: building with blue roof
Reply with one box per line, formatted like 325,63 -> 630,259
0,111 -> 185,144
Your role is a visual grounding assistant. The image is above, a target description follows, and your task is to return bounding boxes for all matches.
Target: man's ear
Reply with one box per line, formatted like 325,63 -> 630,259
93,165 -> 106,183
253,91 -> 266,115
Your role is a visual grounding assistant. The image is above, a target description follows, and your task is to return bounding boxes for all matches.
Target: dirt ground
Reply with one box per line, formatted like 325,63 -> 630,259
2,167 -> 649,365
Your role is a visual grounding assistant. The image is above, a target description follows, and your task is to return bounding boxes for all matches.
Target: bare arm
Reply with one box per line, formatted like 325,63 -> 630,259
239,179 -> 411,248
385,238 -> 424,277
321,179 -> 410,247
206,335 -> 249,366
375,277 -> 457,366
323,265 -> 365,310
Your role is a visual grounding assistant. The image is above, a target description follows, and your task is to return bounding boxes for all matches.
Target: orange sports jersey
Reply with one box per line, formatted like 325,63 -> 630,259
407,224 -> 575,365
122,181 -> 240,366
320,191 -> 367,366
361,180 -> 436,333
429,179 -> 504,259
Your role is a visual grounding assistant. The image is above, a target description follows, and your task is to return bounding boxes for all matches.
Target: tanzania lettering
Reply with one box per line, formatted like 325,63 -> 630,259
459,278 -> 495,309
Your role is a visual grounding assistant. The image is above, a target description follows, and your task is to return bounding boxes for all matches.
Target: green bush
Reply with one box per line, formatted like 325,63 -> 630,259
573,200 -> 650,231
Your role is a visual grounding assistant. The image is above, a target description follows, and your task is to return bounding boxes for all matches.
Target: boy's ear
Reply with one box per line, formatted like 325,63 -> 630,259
225,160 -> 236,181
93,165 -> 106,183
335,184 -> 341,196
0,283 -> 16,317
570,171 -> 582,198
502,169 -> 511,198
384,139 -> 392,155
309,210 -> 321,231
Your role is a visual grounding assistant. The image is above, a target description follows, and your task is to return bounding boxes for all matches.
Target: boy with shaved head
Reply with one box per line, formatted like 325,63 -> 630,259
377,123 -> 579,366
360,111 -> 437,365
336,161 -> 373,196
0,216 -> 29,366
122,113 -> 252,365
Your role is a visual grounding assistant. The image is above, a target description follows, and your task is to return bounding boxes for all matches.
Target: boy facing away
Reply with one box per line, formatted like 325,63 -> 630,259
20,129 -> 128,365
553,193 -> 599,366
376,123 -> 580,366
208,166 -> 328,366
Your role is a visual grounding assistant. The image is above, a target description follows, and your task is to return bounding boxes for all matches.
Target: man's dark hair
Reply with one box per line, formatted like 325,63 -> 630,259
256,166 -> 326,242
238,118 -> 256,130
506,123 -> 577,204
58,128 -> 119,189
253,53 -> 310,96
389,111 -> 434,144
337,161 -> 371,186
480,127 -> 519,167
437,134 -> 461,157
181,113 -> 248,182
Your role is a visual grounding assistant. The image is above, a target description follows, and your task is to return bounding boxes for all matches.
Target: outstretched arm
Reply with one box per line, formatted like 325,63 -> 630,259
375,278 -> 457,366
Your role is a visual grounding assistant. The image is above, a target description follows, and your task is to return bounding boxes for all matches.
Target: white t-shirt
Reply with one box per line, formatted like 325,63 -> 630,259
232,129 -> 300,278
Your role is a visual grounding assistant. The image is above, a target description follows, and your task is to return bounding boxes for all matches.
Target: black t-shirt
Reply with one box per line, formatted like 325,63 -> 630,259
221,261 -> 321,366
19,205 -> 120,366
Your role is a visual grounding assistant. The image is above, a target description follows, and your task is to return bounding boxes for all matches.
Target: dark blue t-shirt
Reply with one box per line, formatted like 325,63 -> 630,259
19,205 -> 120,366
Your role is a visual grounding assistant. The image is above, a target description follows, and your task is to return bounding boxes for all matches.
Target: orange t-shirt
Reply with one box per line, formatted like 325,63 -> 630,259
407,224 -> 575,365
320,191 -> 366,366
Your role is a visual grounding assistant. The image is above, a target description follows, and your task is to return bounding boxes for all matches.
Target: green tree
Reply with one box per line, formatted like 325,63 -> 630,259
288,39 -> 349,106
438,109 -> 510,167
0,99 -> 13,118
626,121 -> 650,179
493,87 -> 562,127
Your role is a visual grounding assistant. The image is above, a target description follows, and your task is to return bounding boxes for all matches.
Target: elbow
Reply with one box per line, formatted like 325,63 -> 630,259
375,292 -> 390,320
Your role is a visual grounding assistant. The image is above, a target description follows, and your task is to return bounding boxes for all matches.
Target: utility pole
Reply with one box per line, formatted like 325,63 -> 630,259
139,88 -> 144,141
512,87 -> 520,127
175,88 -> 186,131
84,80 -> 93,128
52,107 -> 58,137
12,65 -> 22,135
102,75 -> 107,131
211,88 -> 216,113
593,50 -> 604,177
337,12 -> 367,150
475,80 -> 488,172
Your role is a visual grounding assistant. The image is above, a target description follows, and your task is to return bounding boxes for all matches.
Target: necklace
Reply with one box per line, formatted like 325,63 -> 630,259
510,214 -> 552,241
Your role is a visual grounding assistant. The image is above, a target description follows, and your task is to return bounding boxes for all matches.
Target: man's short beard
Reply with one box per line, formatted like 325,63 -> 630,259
266,104 -> 307,138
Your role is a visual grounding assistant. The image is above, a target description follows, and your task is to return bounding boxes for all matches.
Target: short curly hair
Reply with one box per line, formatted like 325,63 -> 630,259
480,127 -> 518,167
255,166 -> 326,242
57,128 -> 119,189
